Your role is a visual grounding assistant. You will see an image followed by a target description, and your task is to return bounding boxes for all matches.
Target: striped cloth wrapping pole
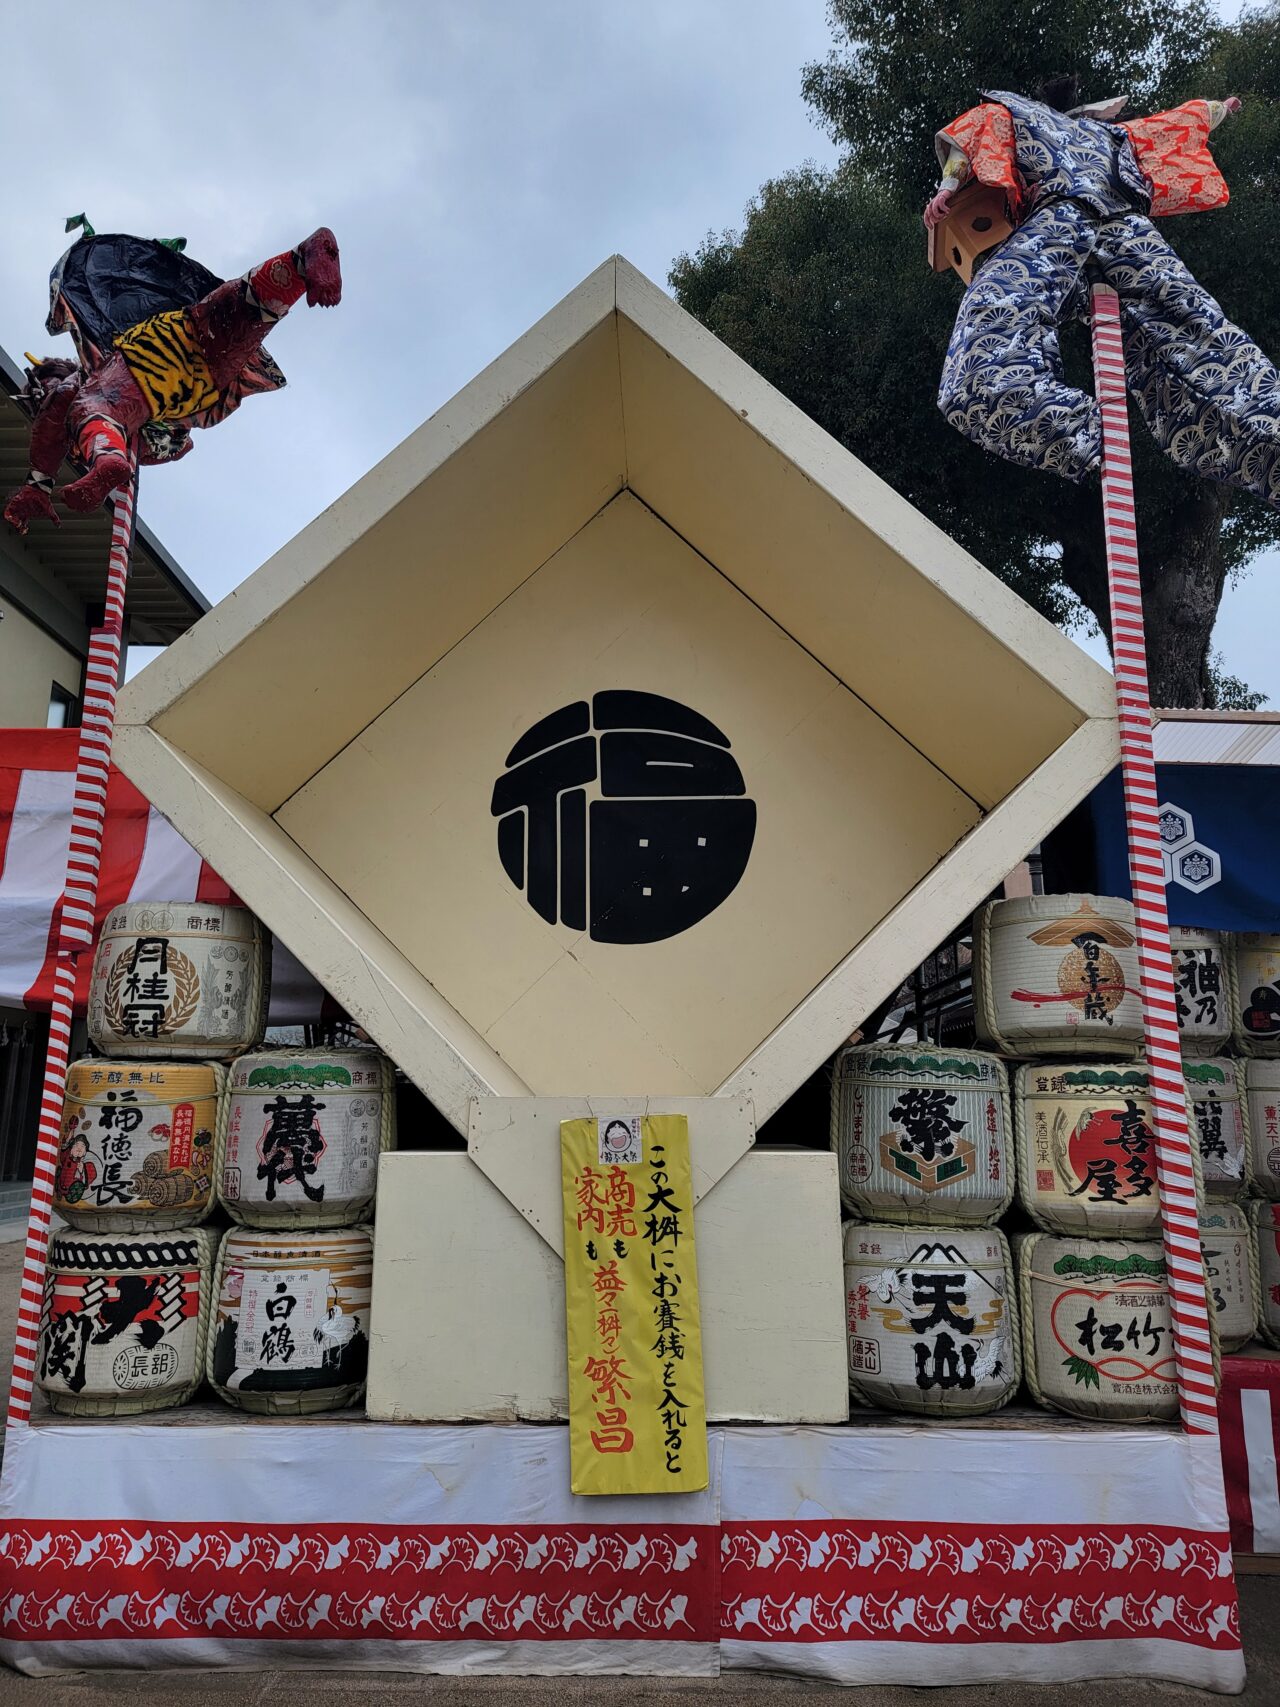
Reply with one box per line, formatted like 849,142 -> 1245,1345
1089,284 -> 1217,1435
7,453 -> 139,1428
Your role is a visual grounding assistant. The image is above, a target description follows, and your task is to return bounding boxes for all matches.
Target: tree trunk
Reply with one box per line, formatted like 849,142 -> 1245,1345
1058,485 -> 1229,709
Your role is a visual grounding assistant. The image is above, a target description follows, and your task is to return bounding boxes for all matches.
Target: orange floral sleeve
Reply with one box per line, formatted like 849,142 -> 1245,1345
1121,101 -> 1229,217
936,103 -> 1024,218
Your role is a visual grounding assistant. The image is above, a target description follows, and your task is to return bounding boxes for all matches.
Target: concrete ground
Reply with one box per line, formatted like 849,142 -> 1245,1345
0,1239 -> 1274,1702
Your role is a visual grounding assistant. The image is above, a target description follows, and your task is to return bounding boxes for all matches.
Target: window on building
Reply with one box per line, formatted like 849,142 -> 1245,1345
46,683 -> 78,728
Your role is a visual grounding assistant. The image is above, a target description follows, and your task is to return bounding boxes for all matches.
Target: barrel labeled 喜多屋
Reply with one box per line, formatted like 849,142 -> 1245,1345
1169,927 -> 1234,1058
1251,1200 -> 1280,1350
208,1226 -> 372,1414
842,1222 -> 1019,1416
831,1044 -> 1012,1225
1200,1205 -> 1257,1355
38,1227 -> 216,1416
220,1047 -> 395,1227
54,1059 -> 223,1231
1013,1062 -> 1168,1238
88,901 -> 269,1060
1018,1234 -> 1179,1421
1233,934 -> 1280,1055
973,895 -> 1143,1058
1185,1058 -> 1250,1202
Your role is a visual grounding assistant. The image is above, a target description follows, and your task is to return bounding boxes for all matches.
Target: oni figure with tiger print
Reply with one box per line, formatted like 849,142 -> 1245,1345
924,75 -> 1280,508
3,218 -> 342,533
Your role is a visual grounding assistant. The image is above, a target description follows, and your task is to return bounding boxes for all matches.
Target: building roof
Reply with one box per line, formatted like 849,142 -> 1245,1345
1154,709 -> 1280,766
0,344 -> 208,646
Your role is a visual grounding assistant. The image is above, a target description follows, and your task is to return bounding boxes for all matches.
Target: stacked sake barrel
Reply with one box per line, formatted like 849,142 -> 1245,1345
206,1046 -> 393,1412
834,1044 -> 1020,1415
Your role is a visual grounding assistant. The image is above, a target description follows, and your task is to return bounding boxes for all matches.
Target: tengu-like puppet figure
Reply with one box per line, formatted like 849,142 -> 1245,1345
925,77 -> 1280,507
3,222 -> 341,533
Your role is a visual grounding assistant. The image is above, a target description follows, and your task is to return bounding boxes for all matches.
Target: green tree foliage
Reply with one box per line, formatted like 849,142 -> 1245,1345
671,1 -> 1280,706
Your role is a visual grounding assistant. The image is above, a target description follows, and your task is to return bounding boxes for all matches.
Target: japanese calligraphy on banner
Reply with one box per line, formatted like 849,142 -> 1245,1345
561,1115 -> 707,1496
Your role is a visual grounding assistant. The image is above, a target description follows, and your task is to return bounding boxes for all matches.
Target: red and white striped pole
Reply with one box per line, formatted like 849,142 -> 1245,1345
1089,284 -> 1217,1435
7,454 -> 139,1427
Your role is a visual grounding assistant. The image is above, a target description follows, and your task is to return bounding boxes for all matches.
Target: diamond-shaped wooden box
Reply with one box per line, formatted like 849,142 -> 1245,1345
114,256 -> 1118,1132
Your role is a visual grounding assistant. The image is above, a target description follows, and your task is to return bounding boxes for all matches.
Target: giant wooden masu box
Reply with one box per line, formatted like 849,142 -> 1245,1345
113,256 -> 1120,1422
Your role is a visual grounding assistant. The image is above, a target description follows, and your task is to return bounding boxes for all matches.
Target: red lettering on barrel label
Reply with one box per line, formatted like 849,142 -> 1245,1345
169,1103 -> 195,1169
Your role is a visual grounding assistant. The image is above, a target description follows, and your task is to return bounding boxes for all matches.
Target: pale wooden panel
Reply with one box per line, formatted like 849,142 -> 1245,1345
148,315 -> 626,813
365,1149 -> 848,1424
615,275 -> 1108,810
277,493 -> 979,1097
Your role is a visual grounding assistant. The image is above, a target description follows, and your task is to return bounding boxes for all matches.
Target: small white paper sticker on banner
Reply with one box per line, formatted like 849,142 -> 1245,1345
598,1116 -> 643,1165
239,1268 -> 330,1373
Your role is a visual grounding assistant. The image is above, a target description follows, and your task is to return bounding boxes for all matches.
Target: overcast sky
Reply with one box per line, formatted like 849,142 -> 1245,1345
2,0 -> 1272,700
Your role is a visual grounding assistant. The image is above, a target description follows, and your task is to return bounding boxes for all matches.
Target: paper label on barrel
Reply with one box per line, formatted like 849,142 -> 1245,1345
238,1268 -> 330,1373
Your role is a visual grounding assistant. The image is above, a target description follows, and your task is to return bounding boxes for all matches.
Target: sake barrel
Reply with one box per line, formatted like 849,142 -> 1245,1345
1245,1060 -> 1280,1200
1200,1205 -> 1258,1354
54,1059 -> 223,1231
832,1044 -> 1012,1225
842,1222 -> 1019,1417
221,1047 -> 395,1227
1185,1058 -> 1250,1202
1250,1201 -> 1280,1350
972,895 -> 1143,1058
1018,1235 -> 1179,1421
88,900 -> 269,1059
1169,927 -> 1234,1057
37,1228 -> 215,1417
1013,1062 -> 1164,1237
1233,933 -> 1280,1055
208,1227 -> 372,1414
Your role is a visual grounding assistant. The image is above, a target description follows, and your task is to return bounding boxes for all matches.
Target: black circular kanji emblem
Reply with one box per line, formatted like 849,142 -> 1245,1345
491,690 -> 757,945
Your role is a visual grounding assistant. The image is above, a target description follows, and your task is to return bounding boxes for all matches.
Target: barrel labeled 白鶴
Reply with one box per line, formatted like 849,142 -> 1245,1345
38,1228 -> 216,1416
842,1222 -> 1019,1416
208,1226 -> 372,1414
221,1048 -> 395,1227
973,895 -> 1143,1058
88,901 -> 269,1060
831,1044 -> 1012,1225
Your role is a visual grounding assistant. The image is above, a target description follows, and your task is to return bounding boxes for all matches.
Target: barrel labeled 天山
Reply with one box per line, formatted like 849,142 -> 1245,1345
88,901 -> 269,1060
1018,1234 -> 1179,1421
54,1059 -> 223,1231
38,1228 -> 215,1416
208,1226 -> 372,1414
1013,1062 -> 1165,1237
1169,926 -> 1234,1057
1245,1060 -> 1280,1200
972,895 -> 1143,1058
1251,1200 -> 1280,1351
1186,1058 -> 1250,1202
831,1044 -> 1012,1225
842,1222 -> 1019,1417
1233,934 -> 1280,1055
1200,1205 -> 1257,1355
221,1048 -> 395,1227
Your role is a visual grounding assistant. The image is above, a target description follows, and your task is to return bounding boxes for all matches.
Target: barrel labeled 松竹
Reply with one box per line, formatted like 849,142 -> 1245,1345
831,1044 -> 1012,1225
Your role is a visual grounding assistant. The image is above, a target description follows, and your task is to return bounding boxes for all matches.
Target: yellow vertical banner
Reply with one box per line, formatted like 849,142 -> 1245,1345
561,1114 -> 708,1495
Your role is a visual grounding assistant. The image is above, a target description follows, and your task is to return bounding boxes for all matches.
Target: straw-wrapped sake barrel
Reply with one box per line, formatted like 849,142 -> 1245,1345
37,1228 -> 215,1416
1018,1234 -> 1179,1421
221,1048 -> 395,1228
831,1044 -> 1012,1226
1200,1205 -> 1258,1354
972,895 -> 1144,1058
842,1223 -> 1019,1416
1169,927 -> 1234,1057
88,901 -> 269,1060
1185,1059 -> 1250,1202
208,1227 -> 372,1414
1245,1061 -> 1280,1200
1013,1063 -> 1165,1237
54,1059 -> 223,1231
1233,934 -> 1280,1055
1251,1201 -> 1280,1351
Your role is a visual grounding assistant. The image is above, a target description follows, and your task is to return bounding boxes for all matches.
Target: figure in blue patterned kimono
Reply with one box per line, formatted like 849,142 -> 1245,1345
925,75 -> 1280,508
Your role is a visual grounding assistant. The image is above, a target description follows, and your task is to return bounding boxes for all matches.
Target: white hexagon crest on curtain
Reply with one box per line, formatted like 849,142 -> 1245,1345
1156,801 -> 1222,896
1158,805 -> 1194,851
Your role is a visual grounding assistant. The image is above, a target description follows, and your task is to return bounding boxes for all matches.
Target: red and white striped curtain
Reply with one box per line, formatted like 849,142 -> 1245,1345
0,728 -> 323,1023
